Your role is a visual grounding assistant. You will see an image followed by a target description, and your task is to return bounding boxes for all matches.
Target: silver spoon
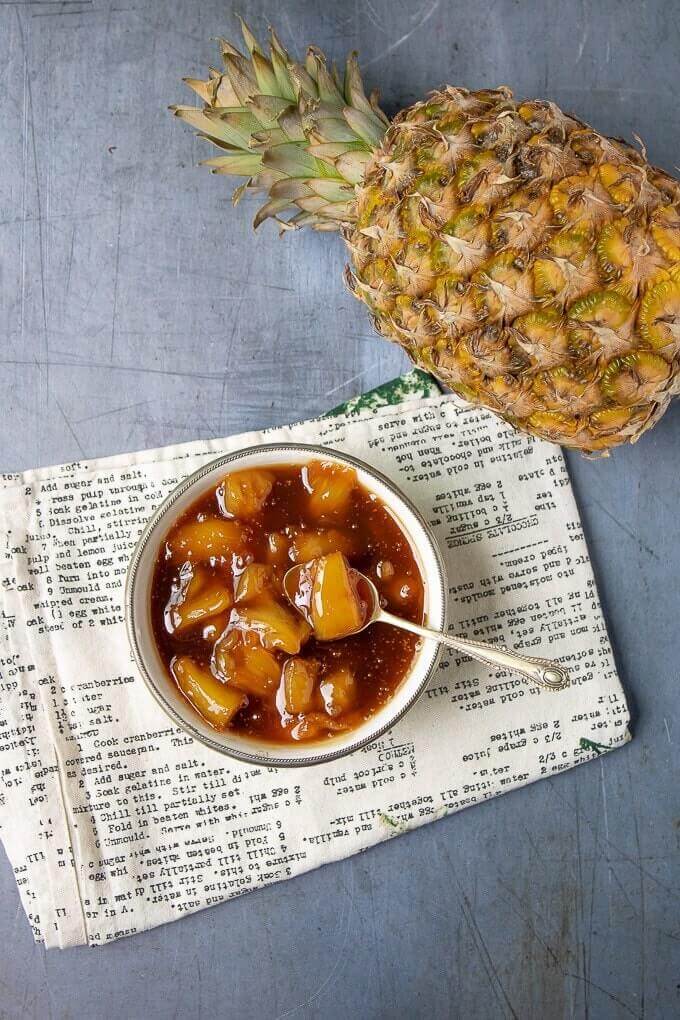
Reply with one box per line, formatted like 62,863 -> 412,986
283,564 -> 570,692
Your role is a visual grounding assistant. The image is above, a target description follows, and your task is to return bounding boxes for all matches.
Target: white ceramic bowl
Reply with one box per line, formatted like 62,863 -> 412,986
125,443 -> 447,767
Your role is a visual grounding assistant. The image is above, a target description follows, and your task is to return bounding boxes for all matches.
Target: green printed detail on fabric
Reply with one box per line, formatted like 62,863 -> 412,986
327,369 -> 440,418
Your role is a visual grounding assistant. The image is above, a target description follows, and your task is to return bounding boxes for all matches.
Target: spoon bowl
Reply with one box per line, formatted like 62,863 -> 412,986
284,562 -> 570,693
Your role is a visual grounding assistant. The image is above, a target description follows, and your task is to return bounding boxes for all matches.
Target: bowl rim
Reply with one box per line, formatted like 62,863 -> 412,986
125,442 -> 447,768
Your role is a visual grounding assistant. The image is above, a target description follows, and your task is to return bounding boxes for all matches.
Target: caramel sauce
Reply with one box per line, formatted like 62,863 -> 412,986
151,463 -> 424,743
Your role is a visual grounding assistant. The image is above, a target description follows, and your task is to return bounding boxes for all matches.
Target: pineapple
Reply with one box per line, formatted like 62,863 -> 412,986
234,562 -> 275,603
303,552 -> 365,641
289,527 -> 354,563
217,468 -> 274,518
172,18 -> 680,452
319,666 -> 357,717
212,629 -> 281,696
264,529 -> 292,565
164,563 -> 233,634
230,597 -> 312,653
280,657 -> 319,715
166,517 -> 247,563
171,655 -> 246,730
303,460 -> 357,518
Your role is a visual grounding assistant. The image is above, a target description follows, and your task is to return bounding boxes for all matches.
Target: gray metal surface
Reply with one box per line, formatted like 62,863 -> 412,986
1,0 -> 678,1016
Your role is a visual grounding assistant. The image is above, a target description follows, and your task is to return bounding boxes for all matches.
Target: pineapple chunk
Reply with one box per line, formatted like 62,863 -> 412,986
171,655 -> 246,730
167,518 -> 247,564
201,613 -> 231,642
212,631 -> 280,697
165,564 -> 232,635
290,713 -> 351,741
320,666 -> 357,717
232,598 -> 311,653
374,558 -> 395,581
235,563 -> 274,604
280,657 -> 319,715
217,469 -> 274,519
289,528 -> 354,564
303,460 -> 357,520
265,531 -> 291,565
308,552 -> 366,641
242,644 -> 281,691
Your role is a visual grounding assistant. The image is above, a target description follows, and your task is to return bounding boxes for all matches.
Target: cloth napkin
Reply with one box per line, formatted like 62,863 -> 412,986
0,372 -> 630,946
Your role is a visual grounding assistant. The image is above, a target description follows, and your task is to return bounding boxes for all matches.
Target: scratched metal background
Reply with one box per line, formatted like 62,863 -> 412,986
1,0 -> 679,1017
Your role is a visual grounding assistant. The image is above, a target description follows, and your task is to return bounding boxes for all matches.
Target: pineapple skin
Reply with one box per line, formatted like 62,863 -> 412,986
345,87 -> 680,452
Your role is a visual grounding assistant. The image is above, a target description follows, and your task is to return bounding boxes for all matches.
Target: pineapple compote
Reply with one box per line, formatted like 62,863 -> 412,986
151,461 -> 424,743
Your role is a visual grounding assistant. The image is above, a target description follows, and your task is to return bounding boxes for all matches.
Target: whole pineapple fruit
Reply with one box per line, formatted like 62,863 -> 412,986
172,19 -> 680,452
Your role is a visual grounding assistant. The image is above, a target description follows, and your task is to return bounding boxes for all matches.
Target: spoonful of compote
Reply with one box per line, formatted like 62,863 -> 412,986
283,552 -> 570,692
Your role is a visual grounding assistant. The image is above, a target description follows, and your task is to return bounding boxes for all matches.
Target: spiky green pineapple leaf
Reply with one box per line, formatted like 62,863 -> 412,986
172,17 -> 389,230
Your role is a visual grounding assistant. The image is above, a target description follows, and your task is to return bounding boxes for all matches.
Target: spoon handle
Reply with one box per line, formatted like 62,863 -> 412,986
377,610 -> 570,691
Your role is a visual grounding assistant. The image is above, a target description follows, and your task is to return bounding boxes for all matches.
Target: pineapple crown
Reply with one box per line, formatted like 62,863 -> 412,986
170,17 -> 390,231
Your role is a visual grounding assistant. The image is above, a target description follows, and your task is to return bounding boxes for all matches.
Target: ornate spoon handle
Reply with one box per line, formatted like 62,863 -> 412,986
377,611 -> 570,692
